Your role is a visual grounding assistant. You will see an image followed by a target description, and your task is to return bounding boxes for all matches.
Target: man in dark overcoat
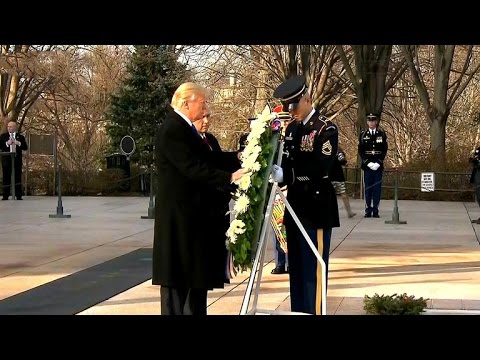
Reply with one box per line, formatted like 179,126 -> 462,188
152,82 -> 245,315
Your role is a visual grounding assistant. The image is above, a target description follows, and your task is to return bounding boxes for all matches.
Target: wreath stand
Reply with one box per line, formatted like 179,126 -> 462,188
239,141 -> 327,315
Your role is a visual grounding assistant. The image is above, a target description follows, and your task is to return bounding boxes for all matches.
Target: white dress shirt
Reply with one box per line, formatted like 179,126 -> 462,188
7,132 -> 16,153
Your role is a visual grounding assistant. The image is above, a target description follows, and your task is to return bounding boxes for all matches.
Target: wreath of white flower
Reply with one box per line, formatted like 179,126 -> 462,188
226,106 -> 280,270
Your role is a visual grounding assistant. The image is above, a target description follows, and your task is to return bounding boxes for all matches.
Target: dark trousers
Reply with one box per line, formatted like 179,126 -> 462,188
364,169 -> 383,215
475,171 -> 480,207
160,286 -> 208,315
2,162 -> 22,199
273,234 -> 287,269
286,225 -> 332,315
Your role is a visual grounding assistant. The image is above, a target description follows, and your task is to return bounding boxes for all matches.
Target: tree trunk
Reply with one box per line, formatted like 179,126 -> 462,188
356,89 -> 367,132
430,116 -> 447,171
356,98 -> 367,167
287,45 -> 297,78
350,45 -> 394,130
254,68 -> 268,114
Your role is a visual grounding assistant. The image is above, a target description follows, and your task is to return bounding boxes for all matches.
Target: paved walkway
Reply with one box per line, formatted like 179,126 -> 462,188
1,196 -> 480,315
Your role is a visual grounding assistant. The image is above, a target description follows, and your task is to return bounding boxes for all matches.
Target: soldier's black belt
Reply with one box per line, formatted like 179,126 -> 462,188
365,150 -> 382,155
296,175 -> 329,182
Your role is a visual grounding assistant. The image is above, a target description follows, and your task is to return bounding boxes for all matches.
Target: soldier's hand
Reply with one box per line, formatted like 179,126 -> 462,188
371,163 -> 380,171
271,165 -> 284,183
367,162 -> 375,170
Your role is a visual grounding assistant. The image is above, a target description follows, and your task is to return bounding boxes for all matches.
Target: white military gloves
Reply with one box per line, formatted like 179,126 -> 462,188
271,165 -> 284,183
367,162 -> 380,171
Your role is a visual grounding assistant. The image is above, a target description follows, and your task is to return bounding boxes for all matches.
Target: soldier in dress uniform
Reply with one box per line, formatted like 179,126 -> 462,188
358,113 -> 388,218
469,146 -> 480,223
271,75 -> 340,315
330,146 -> 356,218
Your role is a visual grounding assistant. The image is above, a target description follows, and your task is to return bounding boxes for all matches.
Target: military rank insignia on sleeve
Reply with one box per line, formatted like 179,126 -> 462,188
322,140 -> 332,155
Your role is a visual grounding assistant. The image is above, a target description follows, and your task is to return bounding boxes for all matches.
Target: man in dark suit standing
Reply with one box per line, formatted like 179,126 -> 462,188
0,121 -> 28,200
153,82 -> 246,315
192,111 -> 241,282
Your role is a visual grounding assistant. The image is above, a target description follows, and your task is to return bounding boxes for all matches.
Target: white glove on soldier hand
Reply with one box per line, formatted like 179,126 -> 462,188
271,165 -> 284,183
371,163 -> 380,171
367,162 -> 375,170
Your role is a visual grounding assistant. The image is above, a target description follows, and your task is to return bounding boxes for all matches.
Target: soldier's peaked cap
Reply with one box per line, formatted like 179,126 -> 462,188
366,113 -> 380,119
273,75 -> 307,106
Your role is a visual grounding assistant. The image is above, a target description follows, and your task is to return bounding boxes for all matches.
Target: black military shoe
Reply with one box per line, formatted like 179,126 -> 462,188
373,213 -> 380,218
271,267 -> 288,274
364,213 -> 372,218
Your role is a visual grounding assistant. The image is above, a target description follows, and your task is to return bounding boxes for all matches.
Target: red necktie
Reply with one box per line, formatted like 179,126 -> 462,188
202,136 -> 212,150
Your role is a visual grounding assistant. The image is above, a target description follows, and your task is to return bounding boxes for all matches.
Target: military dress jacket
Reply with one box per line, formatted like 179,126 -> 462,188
280,112 -> 340,229
358,128 -> 388,171
470,146 -> 480,184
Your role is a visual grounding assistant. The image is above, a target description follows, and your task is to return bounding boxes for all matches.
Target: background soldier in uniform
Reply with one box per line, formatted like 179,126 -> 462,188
330,146 -> 356,218
469,146 -> 480,224
271,75 -> 339,315
358,113 -> 388,218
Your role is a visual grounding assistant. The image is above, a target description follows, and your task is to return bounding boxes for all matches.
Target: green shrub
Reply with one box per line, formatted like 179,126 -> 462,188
363,293 -> 428,315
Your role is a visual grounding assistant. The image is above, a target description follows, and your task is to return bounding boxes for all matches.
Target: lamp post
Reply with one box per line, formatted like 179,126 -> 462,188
385,167 -> 406,225
49,163 -> 71,218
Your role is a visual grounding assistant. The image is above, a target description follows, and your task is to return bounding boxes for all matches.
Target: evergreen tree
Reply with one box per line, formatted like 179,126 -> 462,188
106,45 -> 189,167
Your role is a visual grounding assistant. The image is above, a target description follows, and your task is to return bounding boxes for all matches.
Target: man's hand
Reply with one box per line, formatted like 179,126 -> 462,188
7,139 -> 14,146
15,140 -> 21,146
367,162 -> 375,170
271,165 -> 284,183
231,168 -> 248,183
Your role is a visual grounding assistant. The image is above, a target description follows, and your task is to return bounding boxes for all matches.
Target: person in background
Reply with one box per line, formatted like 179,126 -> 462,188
270,105 -> 290,274
358,113 -> 388,218
0,121 -> 28,200
238,117 -> 257,152
469,146 -> 480,224
330,146 -> 356,218
270,194 -> 289,274
192,111 -> 241,282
